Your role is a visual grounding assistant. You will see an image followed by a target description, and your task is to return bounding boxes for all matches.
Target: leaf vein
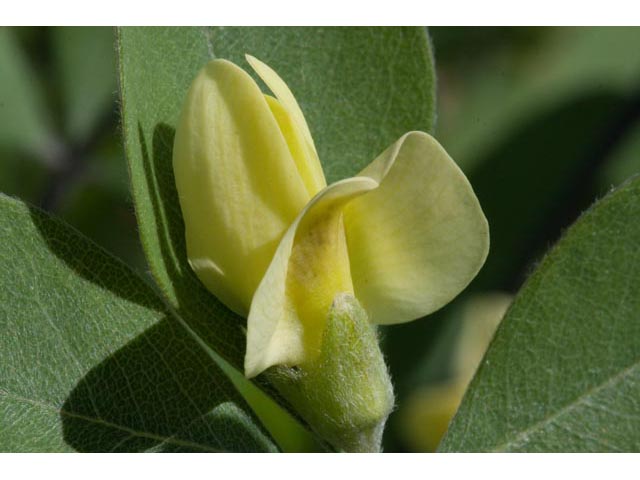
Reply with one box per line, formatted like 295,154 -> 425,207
491,360 -> 640,451
0,388 -> 223,453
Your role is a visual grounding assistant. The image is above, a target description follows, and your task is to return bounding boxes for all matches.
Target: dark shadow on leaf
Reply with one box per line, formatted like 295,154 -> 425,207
27,203 -> 161,311
137,123 -> 185,289
61,315 -> 275,452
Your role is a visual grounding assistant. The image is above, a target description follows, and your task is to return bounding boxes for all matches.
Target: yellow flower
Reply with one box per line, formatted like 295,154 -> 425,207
173,55 -> 489,379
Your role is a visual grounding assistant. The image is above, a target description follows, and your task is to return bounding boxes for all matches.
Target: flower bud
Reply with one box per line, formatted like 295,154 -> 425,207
267,293 -> 394,452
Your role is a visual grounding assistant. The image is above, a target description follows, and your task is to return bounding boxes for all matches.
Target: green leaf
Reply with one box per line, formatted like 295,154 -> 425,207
116,26 -> 436,376
440,176 -> 640,452
51,27 -> 117,143
0,194 -> 277,452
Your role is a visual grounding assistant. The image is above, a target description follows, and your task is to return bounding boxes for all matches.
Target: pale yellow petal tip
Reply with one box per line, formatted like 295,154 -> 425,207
244,53 -> 326,192
244,357 -> 265,379
244,54 -> 270,78
245,54 -> 276,74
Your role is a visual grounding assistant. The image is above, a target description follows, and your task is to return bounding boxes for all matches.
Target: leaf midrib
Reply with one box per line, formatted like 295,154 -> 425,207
0,388 -> 223,453
490,359 -> 640,452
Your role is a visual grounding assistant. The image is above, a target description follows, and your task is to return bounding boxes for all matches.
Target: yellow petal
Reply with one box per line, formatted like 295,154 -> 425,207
264,94 -> 326,197
245,177 -> 378,378
343,131 -> 490,325
173,59 -> 311,316
246,54 -> 326,195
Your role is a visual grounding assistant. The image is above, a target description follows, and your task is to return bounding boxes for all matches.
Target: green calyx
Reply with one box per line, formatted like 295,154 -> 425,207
266,293 -> 394,452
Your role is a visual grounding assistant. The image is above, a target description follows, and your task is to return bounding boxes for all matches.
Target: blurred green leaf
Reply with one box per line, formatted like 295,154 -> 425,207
436,29 -> 640,289
0,152 -> 49,202
116,26 -> 436,378
440,176 -> 640,452
0,28 -> 54,156
57,176 -> 143,271
0,193 -> 277,452
438,27 -> 640,172
51,27 -> 117,143
469,93 -> 628,289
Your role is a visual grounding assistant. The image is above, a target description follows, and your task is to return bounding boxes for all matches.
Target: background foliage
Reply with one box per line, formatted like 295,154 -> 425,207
1,27 -> 639,452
